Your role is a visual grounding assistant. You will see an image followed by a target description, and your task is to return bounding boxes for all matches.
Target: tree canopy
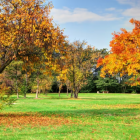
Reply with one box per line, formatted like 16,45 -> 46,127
0,0 -> 67,74
97,19 -> 140,86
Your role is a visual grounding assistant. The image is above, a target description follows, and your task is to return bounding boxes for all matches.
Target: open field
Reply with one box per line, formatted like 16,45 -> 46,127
0,93 -> 140,140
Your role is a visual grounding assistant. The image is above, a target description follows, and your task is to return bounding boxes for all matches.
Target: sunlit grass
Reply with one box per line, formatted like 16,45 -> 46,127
0,93 -> 140,140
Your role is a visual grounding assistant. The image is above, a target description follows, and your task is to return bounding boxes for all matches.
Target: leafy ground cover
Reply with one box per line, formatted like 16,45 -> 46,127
0,93 -> 140,140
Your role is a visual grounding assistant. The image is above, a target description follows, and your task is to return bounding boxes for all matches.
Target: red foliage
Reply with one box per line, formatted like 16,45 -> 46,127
105,55 -> 109,59
137,78 -> 140,81
128,48 -> 136,54
97,57 -> 103,67
110,41 -> 124,55
115,35 -> 119,38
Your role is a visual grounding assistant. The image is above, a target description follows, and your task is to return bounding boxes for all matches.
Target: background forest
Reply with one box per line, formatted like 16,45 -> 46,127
1,47 -> 140,100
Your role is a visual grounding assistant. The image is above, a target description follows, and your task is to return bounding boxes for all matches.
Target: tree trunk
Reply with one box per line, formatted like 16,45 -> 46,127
45,89 -> 47,96
67,86 -> 68,96
71,90 -> 73,98
24,72 -> 27,98
73,69 -> 77,98
74,90 -> 78,98
16,64 -> 19,99
59,86 -> 61,97
39,88 -> 40,95
77,87 -> 79,98
0,58 -> 13,74
36,75 -> 39,98
122,85 -> 126,93
25,72 -> 27,97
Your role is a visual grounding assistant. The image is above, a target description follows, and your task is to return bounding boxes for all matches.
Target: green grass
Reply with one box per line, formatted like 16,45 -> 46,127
0,93 -> 140,140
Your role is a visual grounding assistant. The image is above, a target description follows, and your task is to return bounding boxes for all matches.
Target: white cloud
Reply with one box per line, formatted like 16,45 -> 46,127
122,8 -> 140,20
105,8 -> 116,11
117,0 -> 140,30
116,0 -> 140,7
51,7 -> 121,24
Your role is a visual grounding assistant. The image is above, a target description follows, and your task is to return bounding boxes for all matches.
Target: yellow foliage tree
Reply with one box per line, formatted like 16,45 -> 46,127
64,41 -> 97,98
0,0 -> 66,74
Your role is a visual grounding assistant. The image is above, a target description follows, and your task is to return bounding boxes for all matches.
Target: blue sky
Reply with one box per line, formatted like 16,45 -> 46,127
48,0 -> 140,51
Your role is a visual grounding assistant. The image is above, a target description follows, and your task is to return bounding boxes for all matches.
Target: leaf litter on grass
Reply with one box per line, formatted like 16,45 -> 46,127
0,112 -> 75,129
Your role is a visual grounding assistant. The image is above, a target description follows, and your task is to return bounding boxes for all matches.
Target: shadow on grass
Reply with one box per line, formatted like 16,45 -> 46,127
0,112 -> 38,117
1,108 -> 140,118
37,108 -> 140,118
78,98 -> 126,100
10,96 -> 71,100
10,96 -> 136,101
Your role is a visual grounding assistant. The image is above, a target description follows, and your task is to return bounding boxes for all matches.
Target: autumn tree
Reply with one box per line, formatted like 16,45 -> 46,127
0,0 -> 67,109
56,60 -> 67,97
19,70 -> 29,98
64,41 -> 96,98
97,19 -> 140,87
65,79 -> 71,96
0,0 -> 66,74
30,61 -> 54,98
30,70 -> 53,97
79,48 -> 109,93
39,75 -> 53,95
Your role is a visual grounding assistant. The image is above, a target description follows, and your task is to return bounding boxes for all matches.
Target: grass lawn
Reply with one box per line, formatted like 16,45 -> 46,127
0,93 -> 140,140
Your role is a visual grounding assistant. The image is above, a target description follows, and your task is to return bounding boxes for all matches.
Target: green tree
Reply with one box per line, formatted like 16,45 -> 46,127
5,61 -> 23,98
94,74 -> 119,93
0,72 -> 15,109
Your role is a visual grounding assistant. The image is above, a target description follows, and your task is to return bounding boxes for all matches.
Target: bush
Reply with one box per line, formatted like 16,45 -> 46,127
0,83 -> 15,110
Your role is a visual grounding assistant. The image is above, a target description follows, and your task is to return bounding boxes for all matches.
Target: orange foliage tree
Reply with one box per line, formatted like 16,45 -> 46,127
0,0 -> 66,74
97,19 -> 140,86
